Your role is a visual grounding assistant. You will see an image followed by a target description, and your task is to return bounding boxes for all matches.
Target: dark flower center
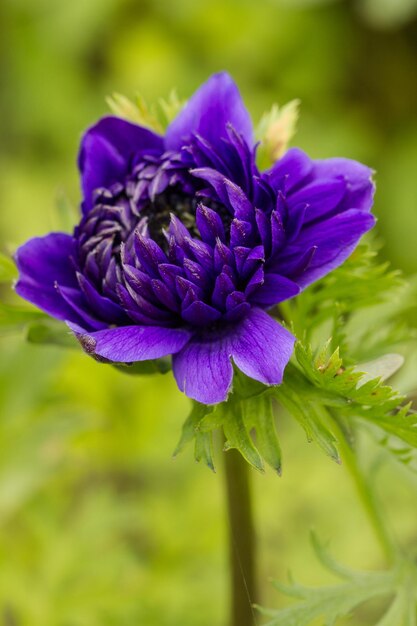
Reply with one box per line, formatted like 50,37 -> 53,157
140,185 -> 231,249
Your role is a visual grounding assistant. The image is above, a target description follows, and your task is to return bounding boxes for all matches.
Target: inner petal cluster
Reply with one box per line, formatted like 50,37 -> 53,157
74,132 -> 291,331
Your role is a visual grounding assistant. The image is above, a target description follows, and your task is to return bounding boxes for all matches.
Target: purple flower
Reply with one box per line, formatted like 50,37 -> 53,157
15,73 -> 375,404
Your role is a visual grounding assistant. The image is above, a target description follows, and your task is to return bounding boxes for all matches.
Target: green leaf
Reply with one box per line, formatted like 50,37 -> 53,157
283,244 -> 403,340
274,383 -> 340,463
243,394 -> 282,474
173,401 -> 209,455
257,534 -> 417,626
0,252 -> 17,282
0,302 -> 47,328
194,431 -> 215,472
27,320 -> 78,349
223,400 -> 264,472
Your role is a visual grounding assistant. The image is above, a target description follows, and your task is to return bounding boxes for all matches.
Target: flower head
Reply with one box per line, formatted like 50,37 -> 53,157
15,73 -> 375,404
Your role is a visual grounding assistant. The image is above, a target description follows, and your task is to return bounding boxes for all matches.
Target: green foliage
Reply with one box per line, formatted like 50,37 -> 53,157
26,319 -> 78,349
1,0 -> 417,623
0,252 -> 17,283
0,302 -> 47,330
258,533 -> 417,626
107,90 -> 186,133
176,245 -> 414,474
280,244 -> 403,343
256,99 -> 300,168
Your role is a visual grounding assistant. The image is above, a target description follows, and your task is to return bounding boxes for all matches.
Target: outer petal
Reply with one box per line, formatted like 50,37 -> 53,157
231,308 -> 295,386
286,209 -> 376,288
14,233 -> 83,323
172,332 -> 234,404
165,72 -> 253,151
173,308 -> 295,404
78,116 -> 164,213
311,157 -> 375,214
68,323 -> 192,362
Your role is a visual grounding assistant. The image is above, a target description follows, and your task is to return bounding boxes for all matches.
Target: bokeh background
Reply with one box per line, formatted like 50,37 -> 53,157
0,0 -> 417,624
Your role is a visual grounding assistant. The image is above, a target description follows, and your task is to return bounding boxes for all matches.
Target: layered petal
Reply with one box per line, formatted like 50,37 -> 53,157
166,72 -> 253,152
78,116 -> 164,213
69,323 -> 191,362
231,308 -> 295,386
172,332 -> 234,404
14,233 -> 83,323
310,156 -> 375,214
173,308 -> 295,404
285,209 -> 376,287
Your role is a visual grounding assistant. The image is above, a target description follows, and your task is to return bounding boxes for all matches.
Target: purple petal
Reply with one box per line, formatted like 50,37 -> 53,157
172,333 -> 234,404
231,308 -> 295,385
69,323 -> 191,362
181,301 -> 222,326
14,233 -> 82,323
172,307 -> 295,403
250,274 -> 300,307
224,179 -> 254,221
288,179 -> 346,225
56,284 -> 107,329
287,209 -> 376,287
79,116 -> 163,213
196,204 -> 225,244
266,148 -> 313,194
166,72 -> 253,151
312,157 -> 375,213
212,270 -> 235,309
77,273 -> 127,323
15,233 -> 77,288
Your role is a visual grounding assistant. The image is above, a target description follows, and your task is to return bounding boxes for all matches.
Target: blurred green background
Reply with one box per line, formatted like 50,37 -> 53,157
0,0 -> 417,624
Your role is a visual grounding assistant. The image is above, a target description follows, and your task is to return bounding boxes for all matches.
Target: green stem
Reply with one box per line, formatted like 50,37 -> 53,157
327,410 -> 397,563
224,447 -> 258,626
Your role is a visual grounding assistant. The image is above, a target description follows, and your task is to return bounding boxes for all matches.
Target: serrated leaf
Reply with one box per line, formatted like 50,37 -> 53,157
173,401 -> 213,457
243,395 -> 282,474
223,401 -> 264,472
285,244 -> 403,339
0,252 -> 17,282
274,384 -> 340,463
194,431 -> 215,471
259,535 -> 404,626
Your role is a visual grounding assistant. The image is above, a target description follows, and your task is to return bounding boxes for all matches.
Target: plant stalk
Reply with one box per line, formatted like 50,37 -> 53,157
327,410 -> 397,563
224,447 -> 258,626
